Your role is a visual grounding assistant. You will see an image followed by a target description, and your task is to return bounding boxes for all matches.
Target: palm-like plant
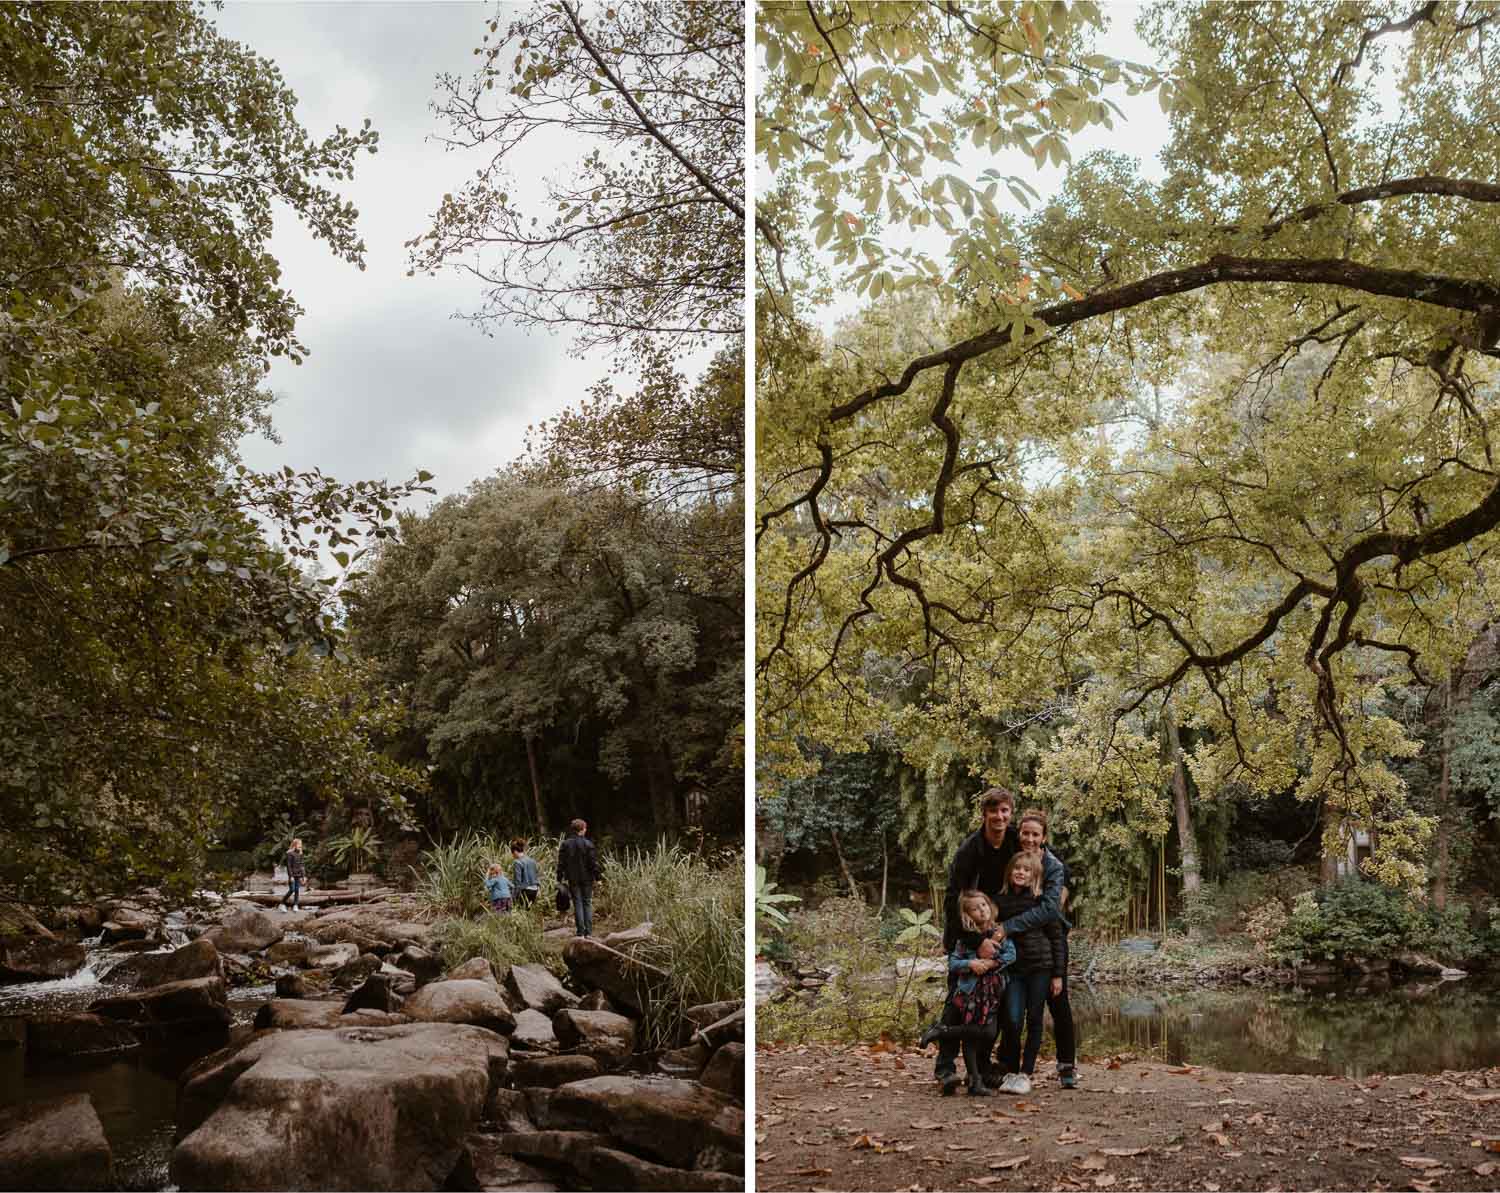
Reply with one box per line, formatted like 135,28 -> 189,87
755,864 -> 800,953
327,825 -> 382,876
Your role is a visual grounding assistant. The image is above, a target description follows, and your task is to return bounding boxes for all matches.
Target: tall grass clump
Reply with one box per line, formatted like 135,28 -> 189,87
436,905 -> 557,975
601,843 -> 744,1043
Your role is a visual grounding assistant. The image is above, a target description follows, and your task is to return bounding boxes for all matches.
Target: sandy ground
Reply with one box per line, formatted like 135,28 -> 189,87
756,1043 -> 1500,1192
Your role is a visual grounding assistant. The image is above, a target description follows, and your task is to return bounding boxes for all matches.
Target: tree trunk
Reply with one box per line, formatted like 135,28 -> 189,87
1163,706 -> 1202,897
879,832 -> 888,915
524,732 -> 548,837
1320,798 -> 1343,885
644,743 -> 679,835
1433,679 -> 1452,910
830,828 -> 860,900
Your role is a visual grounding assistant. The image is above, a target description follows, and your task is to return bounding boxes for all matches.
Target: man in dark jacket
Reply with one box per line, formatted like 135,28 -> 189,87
557,819 -> 600,937
933,788 -> 1068,1093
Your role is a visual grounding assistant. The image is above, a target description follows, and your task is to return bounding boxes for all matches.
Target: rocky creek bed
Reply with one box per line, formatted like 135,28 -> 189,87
0,892 -> 744,1191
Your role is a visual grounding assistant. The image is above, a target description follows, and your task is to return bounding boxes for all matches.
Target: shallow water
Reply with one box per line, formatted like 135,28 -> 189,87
0,938 -> 275,1191
1069,977 -> 1500,1078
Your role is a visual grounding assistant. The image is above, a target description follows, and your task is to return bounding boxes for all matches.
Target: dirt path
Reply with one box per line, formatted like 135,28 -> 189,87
756,1043 -> 1500,1192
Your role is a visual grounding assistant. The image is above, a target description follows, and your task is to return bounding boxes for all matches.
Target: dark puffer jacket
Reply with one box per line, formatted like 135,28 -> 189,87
992,892 -> 1065,977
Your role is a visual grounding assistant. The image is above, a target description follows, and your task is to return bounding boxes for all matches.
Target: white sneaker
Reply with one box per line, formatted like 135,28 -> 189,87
998,1073 -> 1024,1094
1011,1073 -> 1033,1095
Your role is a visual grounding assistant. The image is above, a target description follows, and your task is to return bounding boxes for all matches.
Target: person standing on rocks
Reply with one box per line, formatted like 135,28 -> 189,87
510,838 -> 540,907
280,837 -> 306,912
558,818 -> 599,937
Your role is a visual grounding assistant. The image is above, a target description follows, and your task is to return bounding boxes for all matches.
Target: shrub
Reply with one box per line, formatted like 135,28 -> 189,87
1419,903 -> 1478,964
1243,898 -> 1289,955
1269,880 -> 1424,964
1180,868 -> 1317,939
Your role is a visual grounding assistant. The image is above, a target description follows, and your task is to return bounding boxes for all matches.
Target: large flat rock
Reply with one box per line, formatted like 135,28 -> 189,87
172,1023 -> 503,1191
547,1075 -> 743,1171
0,1093 -> 114,1190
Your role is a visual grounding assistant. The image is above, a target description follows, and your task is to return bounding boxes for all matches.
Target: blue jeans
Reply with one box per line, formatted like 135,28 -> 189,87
281,876 -> 301,909
570,882 -> 593,936
998,970 -> 1050,1075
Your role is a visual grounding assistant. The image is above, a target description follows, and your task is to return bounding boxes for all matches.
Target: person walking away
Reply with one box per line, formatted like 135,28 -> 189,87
510,838 -> 540,907
1017,807 -> 1080,1088
485,862 -> 512,913
991,850 -> 1065,1094
280,838 -> 306,912
558,819 -> 599,937
917,890 -> 1016,1096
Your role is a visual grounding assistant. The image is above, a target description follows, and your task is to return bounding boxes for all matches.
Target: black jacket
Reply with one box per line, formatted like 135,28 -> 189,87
992,891 -> 1066,977
942,826 -> 1019,951
558,834 -> 599,887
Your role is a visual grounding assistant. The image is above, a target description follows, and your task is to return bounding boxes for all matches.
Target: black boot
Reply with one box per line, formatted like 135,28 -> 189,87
919,1021 -> 951,1050
962,1041 -> 992,1096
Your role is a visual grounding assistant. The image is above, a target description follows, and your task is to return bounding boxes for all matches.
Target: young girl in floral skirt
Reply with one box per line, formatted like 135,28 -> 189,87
918,889 -> 1016,1095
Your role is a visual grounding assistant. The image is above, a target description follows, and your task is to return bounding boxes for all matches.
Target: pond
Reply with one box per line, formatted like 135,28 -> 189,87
1069,977 -> 1500,1078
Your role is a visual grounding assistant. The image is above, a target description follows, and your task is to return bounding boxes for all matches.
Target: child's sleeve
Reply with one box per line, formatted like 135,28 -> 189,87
997,935 -> 1017,970
947,942 -> 973,975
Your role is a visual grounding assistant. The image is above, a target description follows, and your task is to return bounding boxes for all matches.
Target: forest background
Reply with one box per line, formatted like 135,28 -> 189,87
0,0 -> 745,908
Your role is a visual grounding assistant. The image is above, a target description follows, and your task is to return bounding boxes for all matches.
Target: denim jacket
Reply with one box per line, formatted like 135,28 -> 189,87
947,929 -> 1017,996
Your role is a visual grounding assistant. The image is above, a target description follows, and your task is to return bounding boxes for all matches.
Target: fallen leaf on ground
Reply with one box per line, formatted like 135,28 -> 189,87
948,1144 -> 976,1152
1246,1113 -> 1266,1126
1201,1120 -> 1225,1133
1168,1066 -> 1197,1075
911,1119 -> 944,1130
1398,1157 -> 1444,1168
1094,1176 -> 1117,1188
967,1179 -> 1004,1187
990,1155 -> 1029,1170
1209,1133 -> 1231,1147
1057,1132 -> 1086,1144
1474,1162 -> 1497,1176
1345,1140 -> 1377,1152
1479,1138 -> 1500,1154
790,1168 -> 832,1178
757,1152 -> 774,1162
1101,1148 -> 1148,1157
1078,1155 -> 1108,1171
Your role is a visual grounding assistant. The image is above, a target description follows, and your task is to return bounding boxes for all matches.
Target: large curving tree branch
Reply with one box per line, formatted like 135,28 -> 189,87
761,235 -> 1500,735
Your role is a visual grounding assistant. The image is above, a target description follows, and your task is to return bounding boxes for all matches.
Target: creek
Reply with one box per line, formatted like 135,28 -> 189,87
1068,977 -> 1500,1078
0,933 -> 283,1190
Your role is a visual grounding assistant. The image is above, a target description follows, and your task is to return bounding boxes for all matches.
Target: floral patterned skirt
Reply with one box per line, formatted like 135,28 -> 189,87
952,971 -> 1004,1027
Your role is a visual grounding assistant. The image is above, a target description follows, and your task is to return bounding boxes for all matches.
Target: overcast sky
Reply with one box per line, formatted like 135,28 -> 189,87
213,1 -> 603,508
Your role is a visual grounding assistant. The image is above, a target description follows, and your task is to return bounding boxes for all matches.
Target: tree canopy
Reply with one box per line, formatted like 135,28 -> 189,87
757,0 -> 1500,885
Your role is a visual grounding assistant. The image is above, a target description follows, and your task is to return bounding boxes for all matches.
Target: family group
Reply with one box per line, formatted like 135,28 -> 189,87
919,789 -> 1079,1096
484,818 -> 602,937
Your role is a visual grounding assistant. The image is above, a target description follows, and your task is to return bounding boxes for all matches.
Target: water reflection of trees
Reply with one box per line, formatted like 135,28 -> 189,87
1071,982 -> 1500,1077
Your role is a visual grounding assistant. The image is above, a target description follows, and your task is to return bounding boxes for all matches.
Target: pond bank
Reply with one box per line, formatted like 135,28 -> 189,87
757,1044 -> 1500,1192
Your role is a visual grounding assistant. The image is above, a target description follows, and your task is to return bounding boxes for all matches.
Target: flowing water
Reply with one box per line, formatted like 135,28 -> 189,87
0,933 -> 278,1190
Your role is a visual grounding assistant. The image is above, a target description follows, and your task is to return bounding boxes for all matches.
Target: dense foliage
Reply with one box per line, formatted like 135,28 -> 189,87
757,0 -> 1500,898
0,3 -> 429,903
348,475 -> 742,841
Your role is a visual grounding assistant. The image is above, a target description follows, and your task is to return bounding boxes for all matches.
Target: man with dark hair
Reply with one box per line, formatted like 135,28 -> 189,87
557,818 -> 599,937
932,787 -> 1069,1094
